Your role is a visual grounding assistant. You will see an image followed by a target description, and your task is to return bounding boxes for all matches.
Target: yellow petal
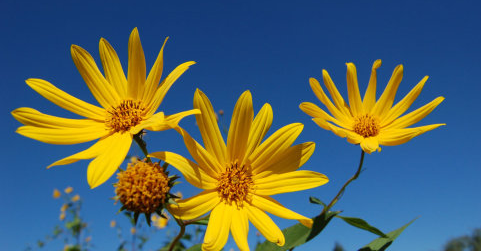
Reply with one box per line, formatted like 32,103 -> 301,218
142,37 -> 168,104
99,38 -> 128,97
321,70 -> 352,117
16,124 -> 109,145
362,59 -> 382,111
227,91 -> 253,164
371,65 -> 404,119
130,112 -> 164,135
87,132 -> 132,188
12,107 -> 101,128
255,142 -> 315,179
149,151 -> 217,189
383,97 -> 444,130
245,103 -> 273,159
169,190 -> 219,220
251,195 -> 312,228
194,89 -> 227,163
25,79 -> 105,120
346,62 -> 364,116
175,127 -> 224,176
145,61 -> 196,117
144,109 -> 200,132
299,102 -> 348,128
381,76 -> 428,127
248,123 -> 303,174
309,77 -> 352,125
359,137 -> 380,154
48,136 -> 114,168
71,45 -> 120,107
203,203 -> 232,251
127,28 -> 146,100
254,170 -> 328,196
230,207 -> 250,251
378,124 -> 445,146
312,118 -> 362,144
245,204 -> 285,246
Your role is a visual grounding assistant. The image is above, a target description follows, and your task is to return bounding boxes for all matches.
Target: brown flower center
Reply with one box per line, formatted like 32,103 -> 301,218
106,100 -> 145,133
353,114 -> 380,138
115,160 -> 170,214
217,162 -> 253,207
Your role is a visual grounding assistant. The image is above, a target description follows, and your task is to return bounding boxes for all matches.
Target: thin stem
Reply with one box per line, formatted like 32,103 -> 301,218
133,132 -> 151,162
184,214 -> 210,226
167,207 -> 186,251
322,150 -> 365,214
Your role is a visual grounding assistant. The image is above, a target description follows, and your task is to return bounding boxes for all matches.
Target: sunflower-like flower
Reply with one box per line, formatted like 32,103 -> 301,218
150,90 -> 328,251
300,60 -> 445,153
11,28 -> 198,188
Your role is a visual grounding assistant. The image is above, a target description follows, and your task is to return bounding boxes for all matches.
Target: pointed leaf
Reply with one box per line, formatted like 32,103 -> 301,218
359,218 -> 417,251
336,215 -> 387,237
309,196 -> 327,207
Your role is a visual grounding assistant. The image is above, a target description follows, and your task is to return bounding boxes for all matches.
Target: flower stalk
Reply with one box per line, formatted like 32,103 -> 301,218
322,150 -> 365,214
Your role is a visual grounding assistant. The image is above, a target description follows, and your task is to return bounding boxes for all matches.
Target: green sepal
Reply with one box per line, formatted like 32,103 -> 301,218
168,198 -> 179,206
133,212 -> 140,225
309,196 -> 327,207
336,215 -> 387,237
359,218 -> 417,251
145,213 -> 152,227
190,216 -> 210,226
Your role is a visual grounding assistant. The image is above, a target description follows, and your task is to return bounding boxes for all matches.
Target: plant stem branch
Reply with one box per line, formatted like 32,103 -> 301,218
133,132 -> 151,162
167,207 -> 186,251
322,150 -> 365,214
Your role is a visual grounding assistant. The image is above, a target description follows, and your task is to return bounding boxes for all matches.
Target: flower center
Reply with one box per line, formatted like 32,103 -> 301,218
353,114 -> 380,138
106,100 -> 145,133
217,162 -> 253,207
114,159 -> 170,214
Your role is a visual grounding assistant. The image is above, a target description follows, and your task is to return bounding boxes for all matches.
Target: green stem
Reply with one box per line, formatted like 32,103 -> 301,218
184,214 -> 210,226
133,132 -> 151,162
322,150 -> 365,214
167,207 -> 186,251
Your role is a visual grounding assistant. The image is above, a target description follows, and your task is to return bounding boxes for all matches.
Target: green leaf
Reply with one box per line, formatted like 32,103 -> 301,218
309,196 -> 327,207
255,210 -> 340,251
336,216 -> 387,237
186,243 -> 202,251
359,218 -> 417,251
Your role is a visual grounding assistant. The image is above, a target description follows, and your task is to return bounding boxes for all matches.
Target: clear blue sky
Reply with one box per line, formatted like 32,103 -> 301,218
1,0 -> 480,250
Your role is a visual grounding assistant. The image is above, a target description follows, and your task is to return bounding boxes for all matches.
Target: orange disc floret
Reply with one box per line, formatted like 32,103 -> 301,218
115,160 -> 170,214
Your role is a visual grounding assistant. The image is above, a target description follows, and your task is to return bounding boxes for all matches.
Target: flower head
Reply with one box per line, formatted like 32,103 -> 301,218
64,187 -> 73,194
11,28 -> 199,188
114,159 -> 171,214
71,194 -> 80,202
151,213 -> 169,229
151,90 -> 328,251
53,189 -> 61,199
300,60 -> 445,153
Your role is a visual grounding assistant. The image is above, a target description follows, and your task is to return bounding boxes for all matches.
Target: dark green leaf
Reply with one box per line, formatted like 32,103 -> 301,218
309,196 -> 326,207
255,210 -> 340,251
359,218 -> 417,251
186,243 -> 202,251
336,216 -> 387,237
145,213 -> 152,227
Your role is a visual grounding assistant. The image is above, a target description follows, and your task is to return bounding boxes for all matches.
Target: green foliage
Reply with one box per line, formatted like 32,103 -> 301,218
443,228 -> 481,251
336,216 -> 387,237
359,218 -> 417,251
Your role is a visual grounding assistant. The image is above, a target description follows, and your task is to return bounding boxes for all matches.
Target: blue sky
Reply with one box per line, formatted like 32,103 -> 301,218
1,0 -> 480,250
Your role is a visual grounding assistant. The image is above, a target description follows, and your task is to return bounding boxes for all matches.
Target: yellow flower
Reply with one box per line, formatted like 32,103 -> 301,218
59,212 -> 66,221
11,28 -> 199,188
130,227 -> 136,235
53,189 -> 61,199
71,194 -> 80,202
151,214 -> 169,229
64,187 -> 73,194
110,220 -> 117,228
300,60 -> 445,153
85,236 -> 92,243
60,204 -> 68,212
150,90 -> 328,251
